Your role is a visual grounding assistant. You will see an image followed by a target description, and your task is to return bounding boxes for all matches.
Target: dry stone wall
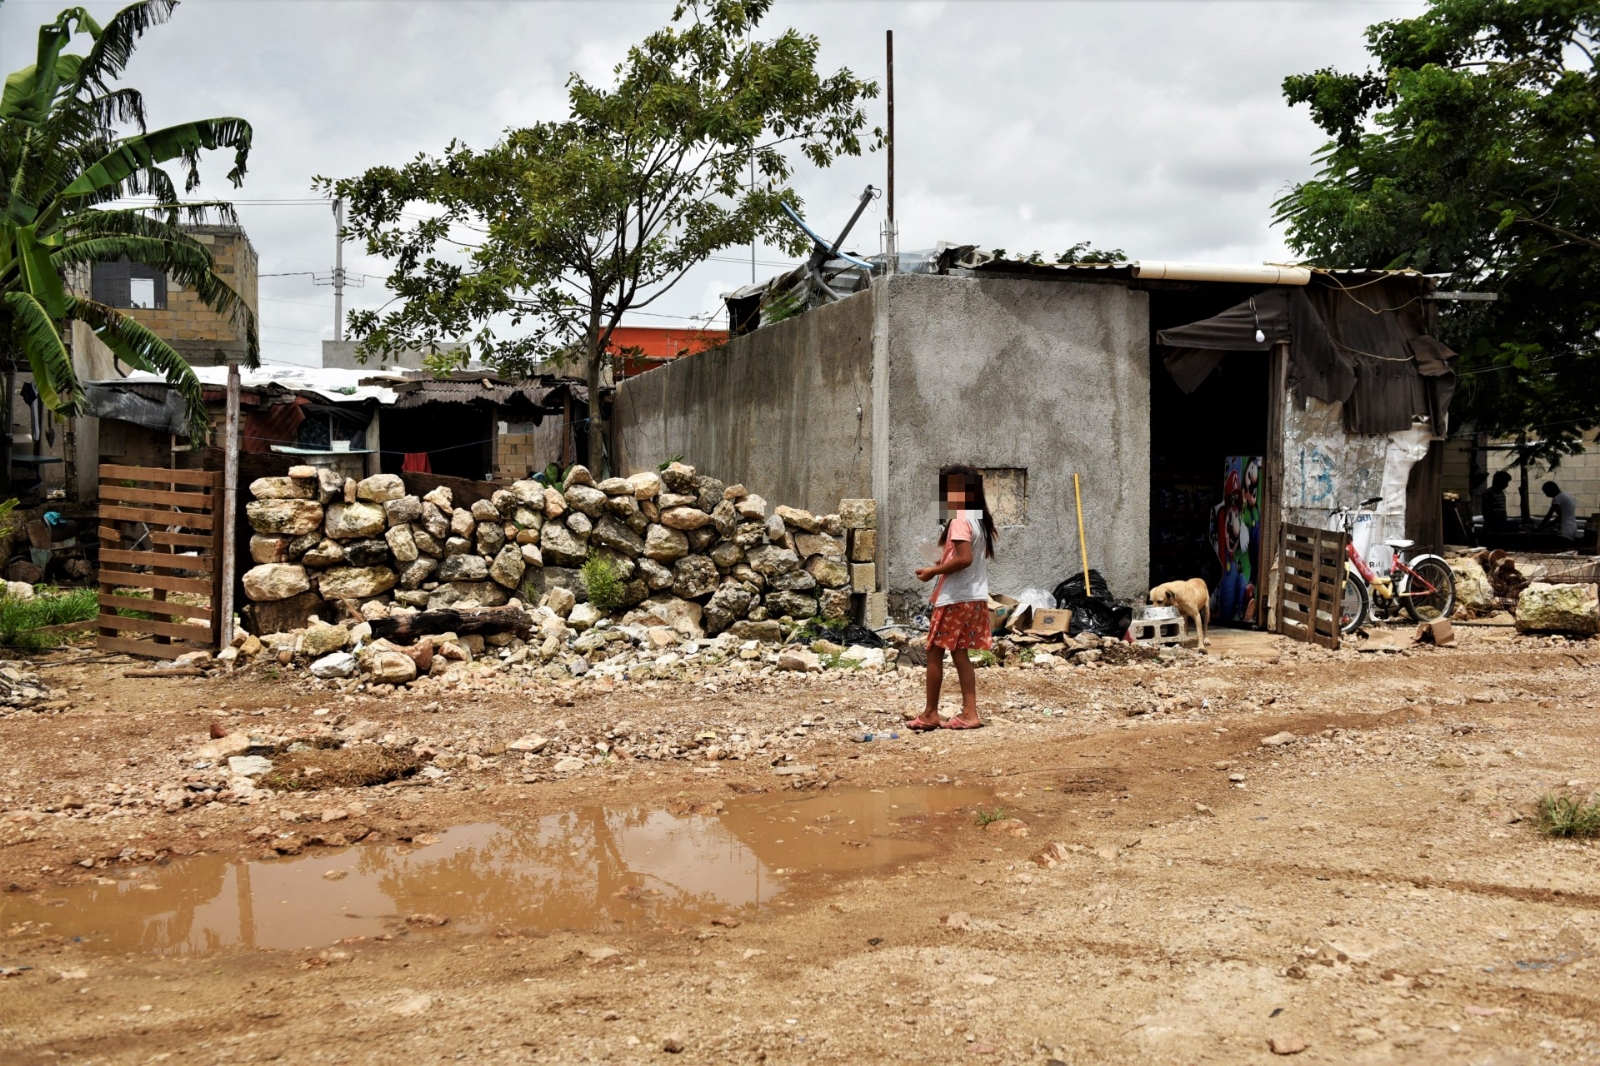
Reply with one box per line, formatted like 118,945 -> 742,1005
241,461 -> 878,640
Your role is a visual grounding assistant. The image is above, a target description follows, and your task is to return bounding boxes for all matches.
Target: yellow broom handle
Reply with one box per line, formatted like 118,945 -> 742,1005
1074,473 -> 1090,578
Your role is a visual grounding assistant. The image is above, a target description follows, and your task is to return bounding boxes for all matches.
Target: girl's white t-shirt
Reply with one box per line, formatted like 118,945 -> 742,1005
933,510 -> 989,607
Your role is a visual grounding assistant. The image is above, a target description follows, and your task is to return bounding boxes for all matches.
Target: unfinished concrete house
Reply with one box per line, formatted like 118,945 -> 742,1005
613,252 -> 1456,627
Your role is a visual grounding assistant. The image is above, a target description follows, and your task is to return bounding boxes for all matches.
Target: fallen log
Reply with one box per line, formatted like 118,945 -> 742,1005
368,606 -> 534,645
123,667 -> 206,678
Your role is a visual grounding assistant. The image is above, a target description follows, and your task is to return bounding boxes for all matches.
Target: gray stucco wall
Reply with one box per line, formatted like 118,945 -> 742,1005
612,289 -> 875,513
880,274 -> 1150,616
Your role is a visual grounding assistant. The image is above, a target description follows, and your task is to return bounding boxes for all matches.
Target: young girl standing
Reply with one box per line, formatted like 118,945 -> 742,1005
907,464 -> 997,731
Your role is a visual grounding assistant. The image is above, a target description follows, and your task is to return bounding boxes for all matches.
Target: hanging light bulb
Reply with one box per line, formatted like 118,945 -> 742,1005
1255,328 -> 1266,344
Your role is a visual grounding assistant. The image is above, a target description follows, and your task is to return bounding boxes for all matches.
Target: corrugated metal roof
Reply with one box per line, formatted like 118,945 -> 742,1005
384,376 -> 585,409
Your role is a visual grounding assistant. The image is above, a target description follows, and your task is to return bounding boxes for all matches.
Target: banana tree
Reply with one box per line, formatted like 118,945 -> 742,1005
0,0 -> 257,443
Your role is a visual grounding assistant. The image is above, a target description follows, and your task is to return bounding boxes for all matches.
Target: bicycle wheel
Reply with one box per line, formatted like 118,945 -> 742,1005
1340,573 -> 1369,634
1401,555 -> 1456,622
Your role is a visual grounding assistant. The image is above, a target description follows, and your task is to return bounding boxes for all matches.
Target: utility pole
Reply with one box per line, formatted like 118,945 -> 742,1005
883,30 -> 898,274
219,361 -> 240,649
315,199 -> 361,352
333,197 -> 345,342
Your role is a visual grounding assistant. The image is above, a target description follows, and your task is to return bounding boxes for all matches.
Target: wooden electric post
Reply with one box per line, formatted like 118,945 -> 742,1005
218,363 -> 240,648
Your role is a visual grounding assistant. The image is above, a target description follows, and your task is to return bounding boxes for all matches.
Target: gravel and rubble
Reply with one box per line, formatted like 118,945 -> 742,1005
3,620 -> 1600,1063
0,661 -> 62,715
3,621 -> 1600,1063
1,620 -> 1592,837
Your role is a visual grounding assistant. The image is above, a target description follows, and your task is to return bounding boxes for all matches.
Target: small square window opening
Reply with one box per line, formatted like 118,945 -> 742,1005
980,467 -> 1027,526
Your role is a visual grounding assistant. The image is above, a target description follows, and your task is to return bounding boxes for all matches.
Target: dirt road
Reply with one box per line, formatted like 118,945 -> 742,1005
1,625 -> 1597,1064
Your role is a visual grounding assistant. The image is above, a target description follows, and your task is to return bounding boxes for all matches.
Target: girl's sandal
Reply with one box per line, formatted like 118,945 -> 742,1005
940,716 -> 984,730
905,715 -> 942,732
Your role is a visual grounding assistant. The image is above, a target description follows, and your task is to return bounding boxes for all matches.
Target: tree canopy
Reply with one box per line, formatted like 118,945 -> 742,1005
1275,0 -> 1600,462
327,0 -> 879,470
0,0 -> 257,441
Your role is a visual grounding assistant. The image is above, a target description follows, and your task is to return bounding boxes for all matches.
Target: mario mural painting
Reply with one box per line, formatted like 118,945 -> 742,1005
1209,456 -> 1262,623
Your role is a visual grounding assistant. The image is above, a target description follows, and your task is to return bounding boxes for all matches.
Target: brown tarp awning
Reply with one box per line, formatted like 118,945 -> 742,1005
1155,276 -> 1456,434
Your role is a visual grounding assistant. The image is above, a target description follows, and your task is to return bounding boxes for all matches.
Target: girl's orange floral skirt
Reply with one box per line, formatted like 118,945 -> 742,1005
927,599 -> 993,652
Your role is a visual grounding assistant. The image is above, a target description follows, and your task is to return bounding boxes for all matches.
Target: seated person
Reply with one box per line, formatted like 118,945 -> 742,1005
1481,470 -> 1515,532
1540,481 -> 1580,542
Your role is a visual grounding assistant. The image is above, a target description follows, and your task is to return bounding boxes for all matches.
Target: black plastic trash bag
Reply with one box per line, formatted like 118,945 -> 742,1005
1052,569 -> 1131,639
1069,599 -> 1132,639
802,621 -> 886,648
1052,570 -> 1112,607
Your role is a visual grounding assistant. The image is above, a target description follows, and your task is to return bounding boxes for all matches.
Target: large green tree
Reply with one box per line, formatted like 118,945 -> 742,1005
1275,0 -> 1600,462
328,0 -> 878,471
1,0 -> 257,441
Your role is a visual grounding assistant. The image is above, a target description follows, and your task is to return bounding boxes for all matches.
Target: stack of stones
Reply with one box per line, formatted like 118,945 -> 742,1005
240,461 -> 878,640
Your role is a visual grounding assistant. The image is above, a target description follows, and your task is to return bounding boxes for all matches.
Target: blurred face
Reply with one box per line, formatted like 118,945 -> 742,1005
940,475 -> 973,519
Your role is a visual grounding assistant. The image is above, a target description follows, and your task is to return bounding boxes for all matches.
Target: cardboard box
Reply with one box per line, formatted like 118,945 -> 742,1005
1414,618 -> 1455,646
987,596 -> 1016,633
1027,608 -> 1072,636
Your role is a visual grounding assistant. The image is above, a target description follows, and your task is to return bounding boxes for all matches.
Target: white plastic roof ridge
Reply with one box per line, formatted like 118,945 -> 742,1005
1131,261 -> 1313,286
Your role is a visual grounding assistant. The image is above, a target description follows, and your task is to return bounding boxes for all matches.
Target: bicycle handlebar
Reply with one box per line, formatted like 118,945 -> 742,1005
1329,496 -> 1385,518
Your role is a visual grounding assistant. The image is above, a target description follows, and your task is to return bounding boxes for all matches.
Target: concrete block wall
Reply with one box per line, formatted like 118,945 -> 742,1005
495,431 -> 539,480
1516,430 -> 1600,518
612,289 -> 876,514
879,273 -> 1151,617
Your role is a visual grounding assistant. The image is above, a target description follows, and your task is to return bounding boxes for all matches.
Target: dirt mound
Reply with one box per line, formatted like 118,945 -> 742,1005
261,746 -> 420,791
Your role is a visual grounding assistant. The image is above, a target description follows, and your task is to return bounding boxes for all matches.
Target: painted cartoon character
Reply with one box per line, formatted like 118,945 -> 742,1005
1212,459 -> 1261,622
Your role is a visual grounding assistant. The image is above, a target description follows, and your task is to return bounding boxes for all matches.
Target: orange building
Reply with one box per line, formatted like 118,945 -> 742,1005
607,325 -> 725,379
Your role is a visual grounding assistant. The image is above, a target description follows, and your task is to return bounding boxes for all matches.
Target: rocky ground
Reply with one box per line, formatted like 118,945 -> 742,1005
1,621 -> 1597,1064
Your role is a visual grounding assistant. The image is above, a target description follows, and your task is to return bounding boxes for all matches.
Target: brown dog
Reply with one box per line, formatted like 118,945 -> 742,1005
1148,578 -> 1210,647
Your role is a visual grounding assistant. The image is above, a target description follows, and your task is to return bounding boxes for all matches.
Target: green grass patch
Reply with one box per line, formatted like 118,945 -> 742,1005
1536,793 -> 1600,838
973,806 -> 1011,828
109,587 -> 154,620
0,586 -> 98,650
972,649 -> 998,667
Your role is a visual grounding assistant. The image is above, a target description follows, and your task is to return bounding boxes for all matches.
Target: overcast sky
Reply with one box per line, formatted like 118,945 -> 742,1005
0,0 -> 1422,367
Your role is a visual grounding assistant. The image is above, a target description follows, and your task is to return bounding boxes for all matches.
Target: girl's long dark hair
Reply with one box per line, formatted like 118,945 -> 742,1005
937,463 -> 997,558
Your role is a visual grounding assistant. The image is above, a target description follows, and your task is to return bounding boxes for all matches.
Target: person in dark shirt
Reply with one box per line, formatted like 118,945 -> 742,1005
1482,470 -> 1514,532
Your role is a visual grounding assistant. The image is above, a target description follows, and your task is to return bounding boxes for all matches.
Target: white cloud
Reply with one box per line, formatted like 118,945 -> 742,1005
0,0 -> 1422,366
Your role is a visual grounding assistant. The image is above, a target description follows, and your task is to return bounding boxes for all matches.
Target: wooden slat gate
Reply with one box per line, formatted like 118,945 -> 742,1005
97,464 -> 223,659
1276,522 -> 1348,650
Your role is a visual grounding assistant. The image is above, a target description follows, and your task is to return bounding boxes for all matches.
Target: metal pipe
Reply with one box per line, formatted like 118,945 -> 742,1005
827,185 -> 876,258
781,202 -> 875,270
886,30 -> 894,224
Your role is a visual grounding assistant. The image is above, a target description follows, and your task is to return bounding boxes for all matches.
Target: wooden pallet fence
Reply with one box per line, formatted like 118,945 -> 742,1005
1276,523 -> 1348,650
97,464 -> 222,659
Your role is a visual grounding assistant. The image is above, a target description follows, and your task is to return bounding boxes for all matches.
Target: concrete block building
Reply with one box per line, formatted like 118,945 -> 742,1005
88,225 -> 259,366
614,259 -> 1455,626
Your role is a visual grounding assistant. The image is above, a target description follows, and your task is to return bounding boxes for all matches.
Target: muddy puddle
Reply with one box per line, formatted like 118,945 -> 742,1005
2,785 -> 991,955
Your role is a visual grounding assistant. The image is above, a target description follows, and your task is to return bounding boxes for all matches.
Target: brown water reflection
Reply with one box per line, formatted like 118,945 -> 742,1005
0,785 -> 991,955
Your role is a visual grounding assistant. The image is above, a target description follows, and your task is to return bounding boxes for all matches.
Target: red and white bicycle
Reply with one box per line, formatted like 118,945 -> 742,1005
1329,497 -> 1457,634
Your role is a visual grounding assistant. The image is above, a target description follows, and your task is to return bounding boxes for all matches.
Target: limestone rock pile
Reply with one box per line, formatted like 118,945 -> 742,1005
240,461 -> 879,644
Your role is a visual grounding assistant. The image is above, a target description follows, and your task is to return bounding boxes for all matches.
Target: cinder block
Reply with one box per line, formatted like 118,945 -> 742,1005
849,528 -> 876,563
862,591 -> 887,628
849,562 -> 876,593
